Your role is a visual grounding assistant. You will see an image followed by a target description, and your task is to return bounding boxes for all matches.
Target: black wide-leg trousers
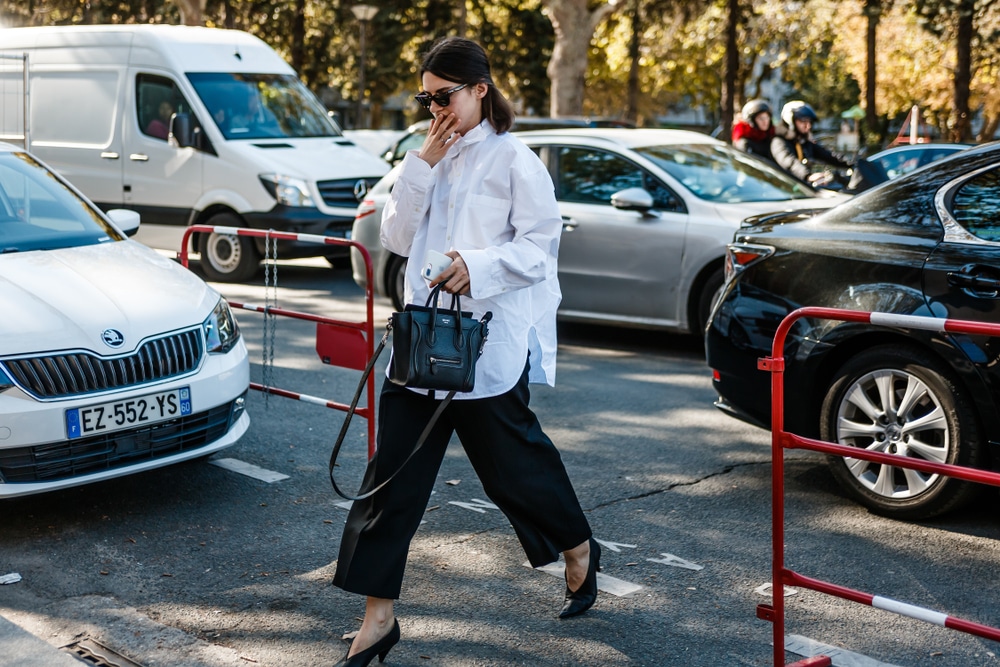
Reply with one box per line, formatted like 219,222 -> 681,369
332,361 -> 592,600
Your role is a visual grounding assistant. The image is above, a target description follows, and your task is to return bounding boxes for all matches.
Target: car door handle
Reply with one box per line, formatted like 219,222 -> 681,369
948,270 -> 1000,297
561,216 -> 578,232
129,153 -> 149,162
100,152 -> 119,160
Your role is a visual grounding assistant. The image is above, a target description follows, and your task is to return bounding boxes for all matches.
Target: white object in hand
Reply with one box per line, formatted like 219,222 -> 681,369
422,249 -> 453,281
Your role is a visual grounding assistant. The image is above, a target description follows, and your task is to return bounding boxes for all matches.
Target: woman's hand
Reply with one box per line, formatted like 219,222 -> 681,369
418,112 -> 462,168
430,251 -> 470,296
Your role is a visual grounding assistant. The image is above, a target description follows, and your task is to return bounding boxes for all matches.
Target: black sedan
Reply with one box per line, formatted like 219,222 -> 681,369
706,141 -> 1000,519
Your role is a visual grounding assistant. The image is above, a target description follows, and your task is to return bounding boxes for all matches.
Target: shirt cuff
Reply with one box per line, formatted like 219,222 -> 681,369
458,248 -> 491,299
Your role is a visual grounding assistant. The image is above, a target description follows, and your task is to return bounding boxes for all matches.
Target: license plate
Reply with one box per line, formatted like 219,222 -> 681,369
65,387 -> 192,439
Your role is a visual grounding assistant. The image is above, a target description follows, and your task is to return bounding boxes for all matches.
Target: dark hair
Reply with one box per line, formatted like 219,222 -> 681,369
420,37 -> 515,134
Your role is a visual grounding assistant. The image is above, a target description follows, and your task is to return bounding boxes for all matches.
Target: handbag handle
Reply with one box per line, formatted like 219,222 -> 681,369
424,284 -> 464,349
329,319 -> 465,502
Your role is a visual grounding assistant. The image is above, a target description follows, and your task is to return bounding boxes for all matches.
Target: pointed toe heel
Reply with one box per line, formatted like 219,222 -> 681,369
559,538 -> 601,619
334,619 -> 400,666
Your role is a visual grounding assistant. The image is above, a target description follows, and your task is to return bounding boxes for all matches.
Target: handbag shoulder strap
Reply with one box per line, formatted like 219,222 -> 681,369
328,320 -> 456,502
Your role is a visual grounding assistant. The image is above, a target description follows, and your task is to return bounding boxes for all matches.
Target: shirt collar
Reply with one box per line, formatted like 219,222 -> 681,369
460,119 -> 494,146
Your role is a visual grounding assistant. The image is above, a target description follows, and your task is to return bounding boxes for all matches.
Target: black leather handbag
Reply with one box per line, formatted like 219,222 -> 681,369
329,285 -> 492,501
389,285 -> 491,392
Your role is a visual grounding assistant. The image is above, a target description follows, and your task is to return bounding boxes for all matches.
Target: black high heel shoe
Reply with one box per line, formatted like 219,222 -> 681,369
558,538 -> 601,619
334,619 -> 400,667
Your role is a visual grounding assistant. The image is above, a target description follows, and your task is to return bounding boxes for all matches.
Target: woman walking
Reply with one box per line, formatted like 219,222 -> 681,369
330,37 -> 599,666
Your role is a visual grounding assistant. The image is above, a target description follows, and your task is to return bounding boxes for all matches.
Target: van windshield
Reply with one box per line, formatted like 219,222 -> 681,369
187,73 -> 341,141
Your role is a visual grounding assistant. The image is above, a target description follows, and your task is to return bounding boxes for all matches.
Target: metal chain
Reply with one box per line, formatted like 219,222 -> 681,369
261,230 -> 277,407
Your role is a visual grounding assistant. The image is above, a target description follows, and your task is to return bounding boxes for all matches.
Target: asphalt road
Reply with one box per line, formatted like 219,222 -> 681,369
1,253 -> 999,667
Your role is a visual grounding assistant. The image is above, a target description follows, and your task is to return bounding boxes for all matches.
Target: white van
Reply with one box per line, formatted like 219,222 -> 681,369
0,24 -> 390,281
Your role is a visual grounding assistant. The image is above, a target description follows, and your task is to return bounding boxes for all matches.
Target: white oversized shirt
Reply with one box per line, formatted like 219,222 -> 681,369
380,119 -> 562,399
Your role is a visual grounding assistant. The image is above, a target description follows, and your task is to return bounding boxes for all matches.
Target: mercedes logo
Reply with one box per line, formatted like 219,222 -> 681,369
101,328 -> 125,348
353,179 -> 370,202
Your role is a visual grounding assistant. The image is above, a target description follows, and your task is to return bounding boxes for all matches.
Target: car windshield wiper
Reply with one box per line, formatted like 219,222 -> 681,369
0,247 -> 21,253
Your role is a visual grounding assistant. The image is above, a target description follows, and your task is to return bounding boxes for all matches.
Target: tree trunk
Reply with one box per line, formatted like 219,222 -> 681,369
978,112 -> 1000,143
626,0 -> 641,124
952,4 -> 973,142
174,0 -> 205,26
543,0 -> 618,117
864,0 -> 879,144
719,0 -> 739,142
291,0 -> 306,76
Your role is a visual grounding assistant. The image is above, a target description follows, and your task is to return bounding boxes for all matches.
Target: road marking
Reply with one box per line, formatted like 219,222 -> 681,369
755,582 -> 798,597
448,498 -> 498,514
334,501 -> 354,511
785,635 -> 904,667
209,457 -> 289,483
595,539 -> 637,553
647,553 -> 703,571
526,561 -> 643,596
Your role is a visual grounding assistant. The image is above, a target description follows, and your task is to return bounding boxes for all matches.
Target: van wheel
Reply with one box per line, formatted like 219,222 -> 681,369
197,215 -> 260,282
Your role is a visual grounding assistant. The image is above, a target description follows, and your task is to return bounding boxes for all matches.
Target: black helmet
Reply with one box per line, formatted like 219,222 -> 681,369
781,101 -> 818,126
741,99 -> 770,122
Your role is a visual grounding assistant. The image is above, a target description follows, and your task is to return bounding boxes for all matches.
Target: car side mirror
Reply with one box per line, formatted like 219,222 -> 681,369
106,208 -> 141,237
169,113 -> 194,148
611,187 -> 655,212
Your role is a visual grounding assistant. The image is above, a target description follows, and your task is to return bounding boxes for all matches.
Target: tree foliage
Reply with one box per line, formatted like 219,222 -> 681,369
2,0 -> 1000,142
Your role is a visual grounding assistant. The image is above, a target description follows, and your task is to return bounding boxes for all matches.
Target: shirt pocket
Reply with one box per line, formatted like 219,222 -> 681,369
464,193 -> 512,246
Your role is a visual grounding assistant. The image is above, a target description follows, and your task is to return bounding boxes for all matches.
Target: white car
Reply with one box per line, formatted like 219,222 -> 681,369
352,128 -> 847,334
0,143 -> 250,497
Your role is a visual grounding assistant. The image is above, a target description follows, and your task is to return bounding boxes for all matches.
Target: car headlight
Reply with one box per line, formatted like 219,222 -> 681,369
259,173 -> 316,207
204,299 -> 240,354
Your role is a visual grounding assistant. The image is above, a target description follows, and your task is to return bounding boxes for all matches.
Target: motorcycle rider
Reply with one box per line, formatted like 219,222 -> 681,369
771,101 -> 850,186
732,99 -> 776,163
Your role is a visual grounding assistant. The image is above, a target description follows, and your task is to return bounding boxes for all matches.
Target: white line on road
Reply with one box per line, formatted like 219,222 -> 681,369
448,498 -> 498,513
647,553 -> 703,571
526,561 -> 643,597
209,457 -> 289,483
785,635 -> 904,667
755,582 -> 798,597
595,539 -> 637,552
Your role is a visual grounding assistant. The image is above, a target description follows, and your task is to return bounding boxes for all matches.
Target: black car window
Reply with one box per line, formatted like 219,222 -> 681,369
555,146 -> 685,213
951,167 -> 1000,242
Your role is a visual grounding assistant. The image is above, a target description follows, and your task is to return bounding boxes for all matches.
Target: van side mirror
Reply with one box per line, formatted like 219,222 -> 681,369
169,113 -> 194,148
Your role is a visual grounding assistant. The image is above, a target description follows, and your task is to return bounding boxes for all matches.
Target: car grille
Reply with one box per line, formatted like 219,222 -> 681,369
1,329 -> 203,400
316,177 -> 378,208
0,398 -> 240,483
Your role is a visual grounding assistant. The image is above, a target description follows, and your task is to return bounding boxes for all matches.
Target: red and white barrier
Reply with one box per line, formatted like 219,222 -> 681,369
179,225 -> 378,457
758,307 -> 1000,665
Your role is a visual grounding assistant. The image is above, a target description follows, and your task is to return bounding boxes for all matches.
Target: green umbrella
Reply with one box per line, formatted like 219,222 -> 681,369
841,105 -> 866,120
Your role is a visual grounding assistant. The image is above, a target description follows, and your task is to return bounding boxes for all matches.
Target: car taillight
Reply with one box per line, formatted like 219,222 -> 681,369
724,243 -> 774,283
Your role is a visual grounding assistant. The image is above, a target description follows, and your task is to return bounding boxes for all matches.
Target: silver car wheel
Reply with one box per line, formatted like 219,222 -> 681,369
834,368 -> 948,500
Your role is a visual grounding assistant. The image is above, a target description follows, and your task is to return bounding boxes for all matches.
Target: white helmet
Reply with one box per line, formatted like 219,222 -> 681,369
780,100 -> 818,126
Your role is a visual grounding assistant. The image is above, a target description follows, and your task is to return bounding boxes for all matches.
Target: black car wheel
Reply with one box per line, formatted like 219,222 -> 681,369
820,345 -> 983,519
386,254 -> 407,311
197,213 -> 260,282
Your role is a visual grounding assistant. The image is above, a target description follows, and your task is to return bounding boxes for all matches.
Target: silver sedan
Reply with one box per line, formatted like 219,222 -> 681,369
352,128 -> 846,334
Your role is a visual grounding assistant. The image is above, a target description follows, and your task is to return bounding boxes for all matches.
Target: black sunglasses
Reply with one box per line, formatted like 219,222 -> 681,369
414,83 -> 468,109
